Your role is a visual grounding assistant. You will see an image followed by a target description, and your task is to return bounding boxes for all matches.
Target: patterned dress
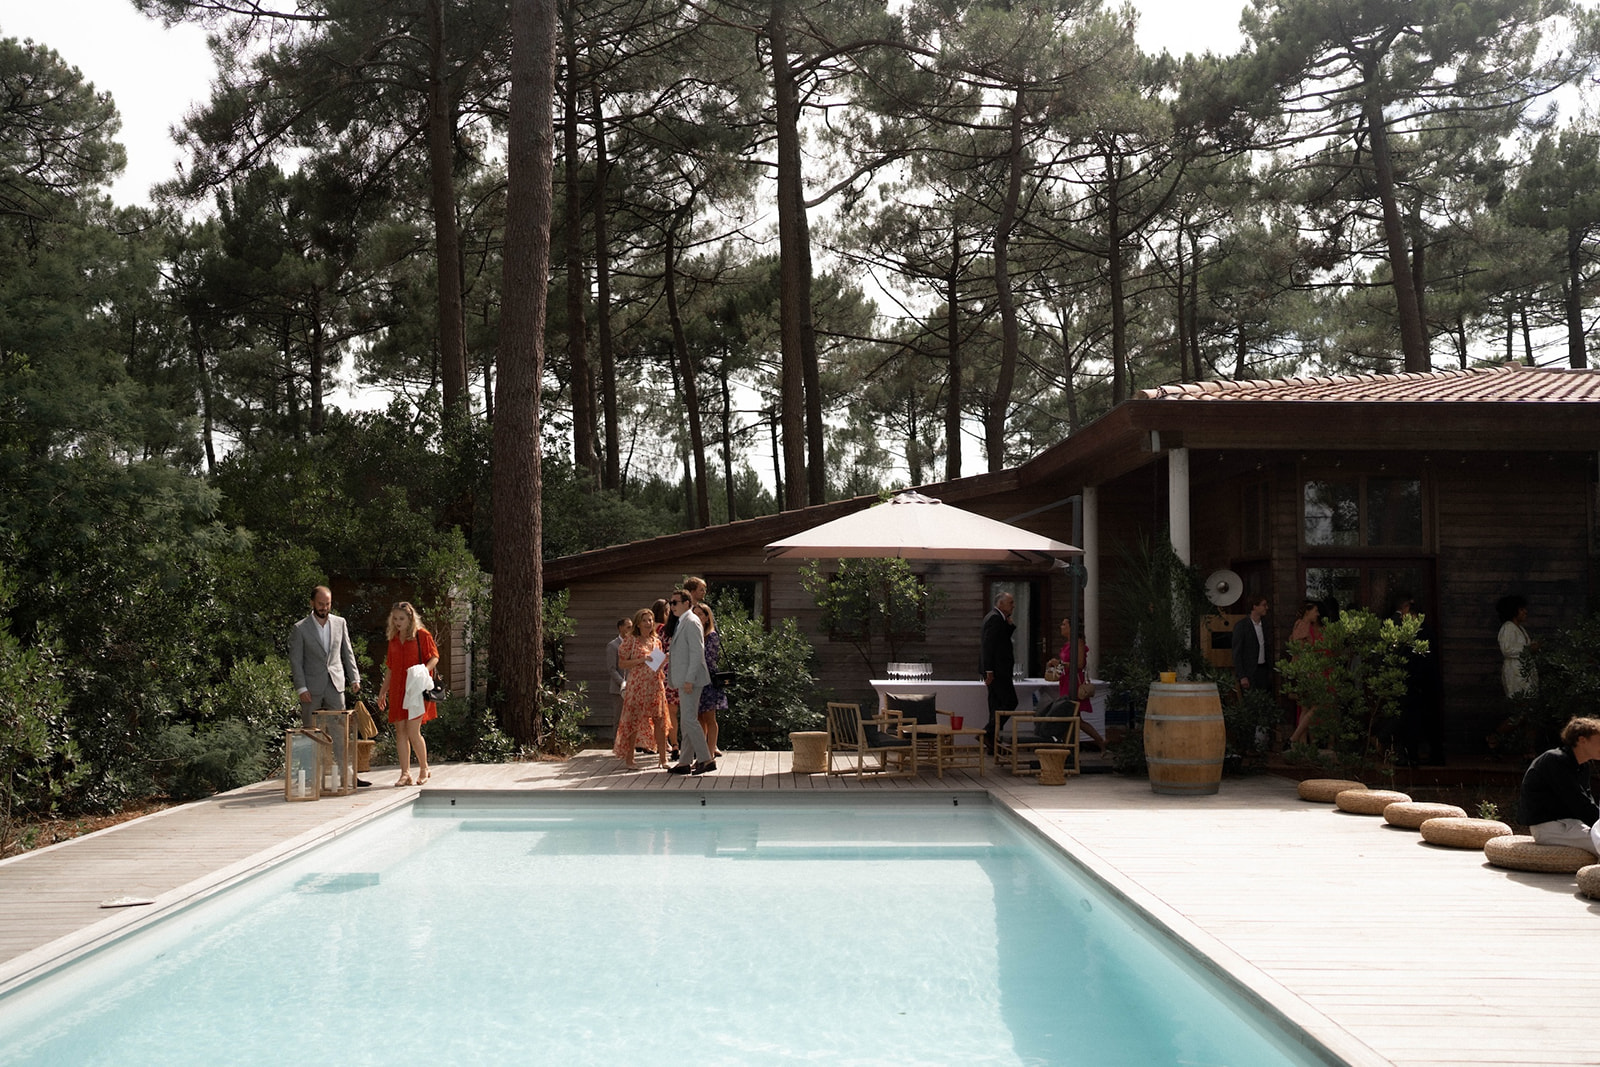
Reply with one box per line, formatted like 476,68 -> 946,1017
699,629 -> 728,713
613,632 -> 666,757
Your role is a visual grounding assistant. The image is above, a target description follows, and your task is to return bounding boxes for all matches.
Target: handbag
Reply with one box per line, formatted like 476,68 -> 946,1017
415,635 -> 448,702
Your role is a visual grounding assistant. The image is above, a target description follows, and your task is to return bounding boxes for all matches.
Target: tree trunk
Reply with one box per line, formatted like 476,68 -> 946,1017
308,291 -> 325,435
720,357 -> 735,523
1186,228 -> 1201,380
188,321 -> 217,473
769,2 -> 808,509
1106,150 -> 1128,403
1175,223 -> 1189,382
562,0 -> 596,480
664,222 -> 710,527
1058,304 -> 1079,434
591,87 -> 619,490
1362,91 -> 1429,372
986,94 -> 1024,472
490,0 -> 558,747
427,0 -> 470,419
944,235 -> 962,482
1567,228 -> 1587,368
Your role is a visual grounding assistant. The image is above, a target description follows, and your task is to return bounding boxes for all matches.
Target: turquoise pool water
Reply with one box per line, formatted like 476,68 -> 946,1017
0,795 -> 1334,1065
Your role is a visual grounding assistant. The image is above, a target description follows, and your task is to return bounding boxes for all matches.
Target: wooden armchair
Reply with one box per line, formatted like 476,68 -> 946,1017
825,702 -> 917,777
994,697 -> 1081,778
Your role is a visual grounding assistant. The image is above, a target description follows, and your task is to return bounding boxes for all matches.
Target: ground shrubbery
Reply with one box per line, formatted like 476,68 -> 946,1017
710,598 -> 821,750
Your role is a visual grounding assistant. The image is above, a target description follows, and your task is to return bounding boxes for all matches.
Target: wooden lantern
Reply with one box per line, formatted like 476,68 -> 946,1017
284,729 -> 323,802
311,710 -> 356,796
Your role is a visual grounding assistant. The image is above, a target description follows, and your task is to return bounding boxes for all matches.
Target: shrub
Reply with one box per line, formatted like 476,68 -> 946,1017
538,685 -> 589,757
1512,614 -> 1600,755
1278,608 -> 1427,764
712,603 -> 821,750
427,693 -> 519,763
151,720 -> 274,801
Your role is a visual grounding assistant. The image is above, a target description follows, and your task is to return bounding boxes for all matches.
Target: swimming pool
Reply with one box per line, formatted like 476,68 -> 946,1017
0,793 -> 1340,1065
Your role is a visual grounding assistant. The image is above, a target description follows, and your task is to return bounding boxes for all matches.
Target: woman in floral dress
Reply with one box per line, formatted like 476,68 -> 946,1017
613,607 -> 668,770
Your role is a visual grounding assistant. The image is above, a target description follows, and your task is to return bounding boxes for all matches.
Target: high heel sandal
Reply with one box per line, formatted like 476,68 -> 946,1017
395,774 -> 414,787
416,770 -> 430,784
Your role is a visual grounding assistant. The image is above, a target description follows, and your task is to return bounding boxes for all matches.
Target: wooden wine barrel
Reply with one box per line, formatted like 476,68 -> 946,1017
1144,681 -> 1225,796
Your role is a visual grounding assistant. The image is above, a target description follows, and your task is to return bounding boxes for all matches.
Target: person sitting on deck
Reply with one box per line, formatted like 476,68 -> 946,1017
1517,716 -> 1600,856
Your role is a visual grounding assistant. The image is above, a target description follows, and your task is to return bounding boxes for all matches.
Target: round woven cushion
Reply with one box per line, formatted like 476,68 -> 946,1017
1335,788 -> 1411,815
1383,801 -> 1467,829
1579,865 -> 1600,900
1298,778 -> 1367,803
1484,834 -> 1594,873
1420,817 -> 1513,848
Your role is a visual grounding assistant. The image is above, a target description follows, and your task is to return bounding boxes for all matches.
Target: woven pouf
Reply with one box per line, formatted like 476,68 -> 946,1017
1036,748 -> 1070,786
1578,865 -> 1600,900
1297,778 -> 1367,803
1382,801 -> 1467,829
1484,834 -> 1594,873
1419,817 -> 1513,848
789,731 -> 829,774
1334,788 -> 1411,815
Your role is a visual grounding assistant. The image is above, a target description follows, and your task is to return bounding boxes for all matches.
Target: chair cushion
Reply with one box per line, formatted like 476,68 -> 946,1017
1297,778 -> 1367,803
1419,817 -> 1513,848
886,693 -> 939,726
1334,788 -> 1411,815
1032,697 -> 1076,743
862,726 -> 911,748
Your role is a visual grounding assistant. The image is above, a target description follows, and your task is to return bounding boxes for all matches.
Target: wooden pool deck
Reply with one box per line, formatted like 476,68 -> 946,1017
2,753 -> 1595,1067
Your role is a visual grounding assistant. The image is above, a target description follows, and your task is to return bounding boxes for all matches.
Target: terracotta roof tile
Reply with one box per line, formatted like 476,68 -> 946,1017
1137,364 -> 1600,403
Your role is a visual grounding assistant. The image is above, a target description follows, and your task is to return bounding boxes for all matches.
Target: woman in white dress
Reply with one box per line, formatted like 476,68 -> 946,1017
1496,594 -> 1537,698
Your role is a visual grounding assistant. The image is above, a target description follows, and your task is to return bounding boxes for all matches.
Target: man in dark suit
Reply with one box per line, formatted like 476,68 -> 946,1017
1231,595 -> 1272,693
289,585 -> 368,786
980,592 -> 1017,750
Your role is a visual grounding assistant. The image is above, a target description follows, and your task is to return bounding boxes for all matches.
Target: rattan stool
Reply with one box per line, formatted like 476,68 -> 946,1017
790,731 -> 829,774
1419,817 -> 1512,849
1297,778 -> 1367,803
1382,801 -> 1466,829
1334,788 -> 1410,815
1484,834 -> 1594,873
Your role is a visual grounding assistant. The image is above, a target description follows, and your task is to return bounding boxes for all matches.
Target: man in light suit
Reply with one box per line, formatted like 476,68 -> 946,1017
289,586 -> 368,786
665,589 -> 714,775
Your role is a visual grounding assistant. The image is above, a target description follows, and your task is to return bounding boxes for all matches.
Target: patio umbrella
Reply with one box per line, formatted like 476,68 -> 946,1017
764,490 -> 1080,563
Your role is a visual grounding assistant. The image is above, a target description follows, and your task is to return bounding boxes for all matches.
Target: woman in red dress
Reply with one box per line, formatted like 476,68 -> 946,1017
375,601 -> 437,786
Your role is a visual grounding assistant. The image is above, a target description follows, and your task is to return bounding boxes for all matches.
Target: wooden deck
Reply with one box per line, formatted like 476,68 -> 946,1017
2,753 -> 1595,1066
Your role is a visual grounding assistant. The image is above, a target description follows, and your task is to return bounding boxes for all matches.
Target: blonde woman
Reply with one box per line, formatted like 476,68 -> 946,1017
613,607 -> 668,770
375,601 -> 436,786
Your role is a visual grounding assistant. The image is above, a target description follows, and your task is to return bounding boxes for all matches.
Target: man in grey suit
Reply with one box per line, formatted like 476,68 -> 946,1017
289,586 -> 368,786
665,590 -> 715,775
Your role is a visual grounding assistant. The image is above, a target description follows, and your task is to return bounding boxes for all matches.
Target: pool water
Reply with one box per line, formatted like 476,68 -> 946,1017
0,796 -> 1333,1066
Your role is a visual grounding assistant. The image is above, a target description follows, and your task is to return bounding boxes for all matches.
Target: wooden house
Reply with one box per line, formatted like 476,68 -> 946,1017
547,364 -> 1600,757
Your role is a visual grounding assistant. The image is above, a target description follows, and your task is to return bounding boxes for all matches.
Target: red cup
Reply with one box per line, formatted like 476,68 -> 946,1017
950,715 -> 963,731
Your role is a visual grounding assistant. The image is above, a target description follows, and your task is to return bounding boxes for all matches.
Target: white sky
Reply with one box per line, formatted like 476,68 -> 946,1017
0,0 -> 1250,207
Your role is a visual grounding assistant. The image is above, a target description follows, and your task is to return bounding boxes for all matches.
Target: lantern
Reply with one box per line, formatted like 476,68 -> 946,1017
284,729 -> 322,802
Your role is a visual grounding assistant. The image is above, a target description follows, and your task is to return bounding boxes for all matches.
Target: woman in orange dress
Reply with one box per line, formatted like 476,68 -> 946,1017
613,607 -> 668,770
374,601 -> 437,786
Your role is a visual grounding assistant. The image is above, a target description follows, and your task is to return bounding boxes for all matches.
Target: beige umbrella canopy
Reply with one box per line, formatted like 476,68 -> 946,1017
764,491 -> 1080,562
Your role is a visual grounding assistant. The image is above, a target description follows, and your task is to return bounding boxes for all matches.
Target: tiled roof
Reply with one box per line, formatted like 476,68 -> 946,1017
1137,363 -> 1600,403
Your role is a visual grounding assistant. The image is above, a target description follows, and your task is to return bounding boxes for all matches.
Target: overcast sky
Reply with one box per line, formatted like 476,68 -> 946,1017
0,0 -> 1252,206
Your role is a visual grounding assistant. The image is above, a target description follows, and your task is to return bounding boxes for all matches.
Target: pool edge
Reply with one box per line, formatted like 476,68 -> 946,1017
0,786 -> 419,996
991,798 -> 1392,1067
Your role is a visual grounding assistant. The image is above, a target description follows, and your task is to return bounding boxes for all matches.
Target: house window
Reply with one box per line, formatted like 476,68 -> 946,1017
706,575 -> 768,625
1303,476 -> 1423,548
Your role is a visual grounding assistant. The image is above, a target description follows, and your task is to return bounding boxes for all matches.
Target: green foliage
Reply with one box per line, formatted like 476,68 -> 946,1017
0,575 -> 79,836
1512,613 -> 1600,754
1101,534 -> 1210,720
798,557 -> 942,676
711,600 -> 821,750
150,720 -> 274,802
538,685 -> 590,758
1277,608 -> 1428,765
428,694 -> 519,763
1223,685 -> 1281,772
1477,800 -> 1502,822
